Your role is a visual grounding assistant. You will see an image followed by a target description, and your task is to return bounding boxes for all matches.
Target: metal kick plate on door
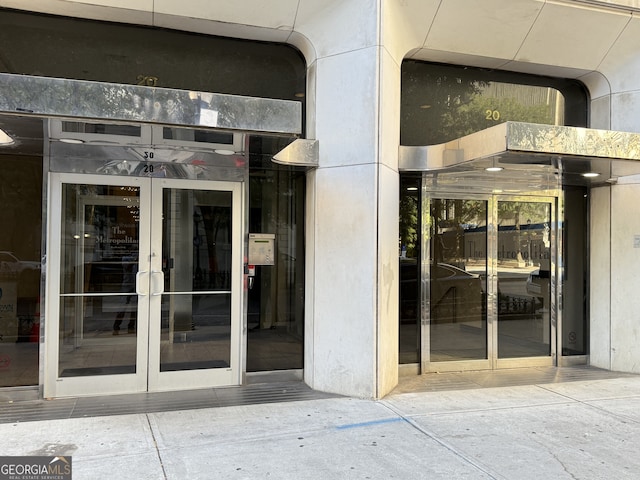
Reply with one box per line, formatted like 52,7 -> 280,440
248,233 -> 275,265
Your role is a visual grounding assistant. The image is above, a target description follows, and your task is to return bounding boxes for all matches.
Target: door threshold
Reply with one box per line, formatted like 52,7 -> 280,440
245,369 -> 303,384
0,386 -> 40,403
391,365 -> 634,394
0,380 -> 336,424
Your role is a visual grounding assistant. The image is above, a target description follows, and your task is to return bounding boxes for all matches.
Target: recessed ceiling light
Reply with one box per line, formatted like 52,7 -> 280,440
0,128 -> 14,146
485,166 -> 503,172
406,186 -> 418,191
214,149 -> 235,156
59,138 -> 84,144
582,172 -> 599,178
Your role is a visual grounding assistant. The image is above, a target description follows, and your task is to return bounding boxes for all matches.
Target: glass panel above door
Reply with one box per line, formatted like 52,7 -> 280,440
400,61 -> 587,147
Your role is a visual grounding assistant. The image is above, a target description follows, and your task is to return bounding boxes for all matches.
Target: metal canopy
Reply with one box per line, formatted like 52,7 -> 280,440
399,122 -> 640,192
272,139 -> 319,167
0,73 -> 302,135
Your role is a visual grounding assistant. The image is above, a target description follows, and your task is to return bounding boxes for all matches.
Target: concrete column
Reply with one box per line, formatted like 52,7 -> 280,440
610,184 -> 640,372
295,0 -> 400,398
584,14 -> 640,373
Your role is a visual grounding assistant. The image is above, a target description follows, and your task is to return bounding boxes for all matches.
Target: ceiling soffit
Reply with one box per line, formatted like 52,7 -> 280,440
407,0 -> 635,78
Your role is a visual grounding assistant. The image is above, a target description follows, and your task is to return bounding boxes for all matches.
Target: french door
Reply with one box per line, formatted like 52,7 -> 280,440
45,173 -> 243,397
424,195 -> 556,371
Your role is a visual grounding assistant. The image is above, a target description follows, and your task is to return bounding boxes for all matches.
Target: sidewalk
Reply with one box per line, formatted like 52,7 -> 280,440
2,374 -> 640,479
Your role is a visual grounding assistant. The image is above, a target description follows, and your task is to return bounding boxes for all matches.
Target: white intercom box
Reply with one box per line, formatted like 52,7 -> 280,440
248,233 -> 275,265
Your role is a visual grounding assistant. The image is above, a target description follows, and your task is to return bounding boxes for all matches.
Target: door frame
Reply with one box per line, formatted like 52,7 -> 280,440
44,173 -> 244,398
421,191 -> 560,373
147,177 -> 243,392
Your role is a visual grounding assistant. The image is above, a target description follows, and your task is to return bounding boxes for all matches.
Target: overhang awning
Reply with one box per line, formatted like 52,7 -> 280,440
399,122 -> 640,192
0,73 -> 302,135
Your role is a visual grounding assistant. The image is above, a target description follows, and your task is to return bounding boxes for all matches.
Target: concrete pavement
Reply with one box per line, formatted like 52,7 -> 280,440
2,375 -> 640,479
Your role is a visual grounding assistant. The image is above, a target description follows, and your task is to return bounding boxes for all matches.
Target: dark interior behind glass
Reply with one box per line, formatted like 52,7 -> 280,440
0,154 -> 42,386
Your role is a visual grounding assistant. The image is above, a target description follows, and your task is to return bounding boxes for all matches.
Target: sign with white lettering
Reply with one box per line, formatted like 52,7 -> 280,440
0,456 -> 72,480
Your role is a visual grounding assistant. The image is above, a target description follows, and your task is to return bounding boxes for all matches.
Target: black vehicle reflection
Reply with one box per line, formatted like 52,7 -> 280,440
526,268 -> 550,298
431,263 -> 484,324
400,259 -> 485,324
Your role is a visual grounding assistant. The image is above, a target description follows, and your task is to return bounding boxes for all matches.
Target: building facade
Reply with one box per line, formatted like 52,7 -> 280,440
1,0 -> 640,400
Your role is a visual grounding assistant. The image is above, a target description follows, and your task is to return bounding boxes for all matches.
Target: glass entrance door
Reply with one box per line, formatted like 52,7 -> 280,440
425,195 -> 555,371
149,179 -> 241,391
428,198 -> 488,363
496,200 -> 553,363
45,173 -> 242,397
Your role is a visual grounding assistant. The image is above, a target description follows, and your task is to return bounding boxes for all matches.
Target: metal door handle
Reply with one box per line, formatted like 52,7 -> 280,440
135,271 -> 149,296
151,270 -> 165,296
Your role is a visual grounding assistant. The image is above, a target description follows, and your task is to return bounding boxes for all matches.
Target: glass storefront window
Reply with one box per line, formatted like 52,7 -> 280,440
399,176 -> 421,364
247,137 -> 305,371
0,154 -> 42,386
562,187 -> 588,355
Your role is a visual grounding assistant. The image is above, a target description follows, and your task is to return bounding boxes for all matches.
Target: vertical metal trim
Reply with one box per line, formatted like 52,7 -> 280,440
488,197 -> 498,368
38,122 -> 50,398
43,173 -> 62,399
553,194 -> 561,364
240,171 -> 249,384
231,180 -> 245,386
420,174 -> 431,373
